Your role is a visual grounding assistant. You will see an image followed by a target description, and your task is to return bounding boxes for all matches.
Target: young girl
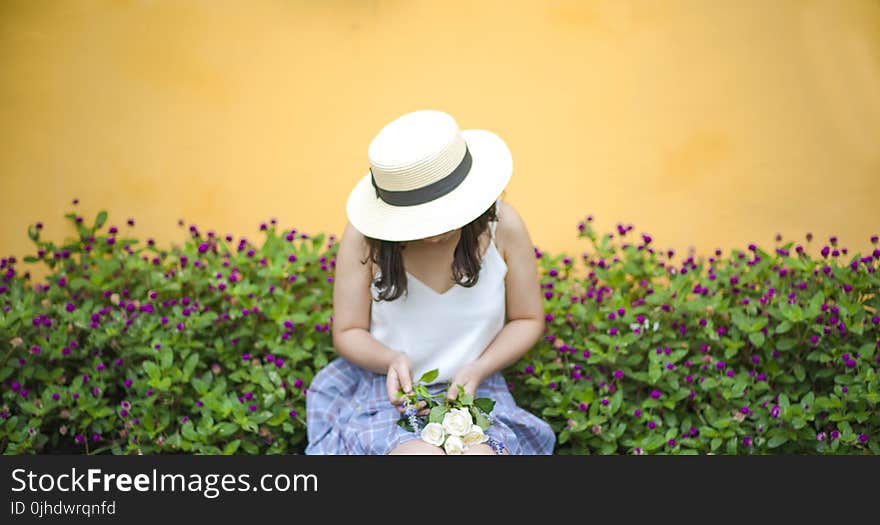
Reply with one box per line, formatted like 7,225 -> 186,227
305,110 -> 555,455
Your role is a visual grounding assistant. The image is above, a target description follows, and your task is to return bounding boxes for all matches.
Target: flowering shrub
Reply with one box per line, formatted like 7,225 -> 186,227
1,203 -> 877,454
514,217 -> 879,454
1,203 -> 335,454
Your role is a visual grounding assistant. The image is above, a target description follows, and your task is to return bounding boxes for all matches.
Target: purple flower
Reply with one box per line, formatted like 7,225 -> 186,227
743,436 -> 753,447
248,404 -> 258,412
289,410 -> 298,418
816,431 -> 826,441
858,434 -> 869,444
740,406 -> 750,415
770,404 -> 781,418
633,408 -> 642,417
579,403 -> 588,411
601,398 -> 609,406
52,393 -> 60,401
830,430 -> 840,440
650,389 -> 661,399
613,369 -> 624,379
647,421 -> 657,430
667,439 -> 676,447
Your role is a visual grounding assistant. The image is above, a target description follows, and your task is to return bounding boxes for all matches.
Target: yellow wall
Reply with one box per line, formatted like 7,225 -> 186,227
2,0 -> 879,284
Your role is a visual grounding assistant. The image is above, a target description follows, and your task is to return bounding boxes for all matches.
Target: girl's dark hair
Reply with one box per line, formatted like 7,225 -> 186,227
362,200 -> 500,302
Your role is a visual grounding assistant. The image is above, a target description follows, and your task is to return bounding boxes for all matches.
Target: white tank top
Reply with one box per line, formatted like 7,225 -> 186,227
369,218 -> 507,385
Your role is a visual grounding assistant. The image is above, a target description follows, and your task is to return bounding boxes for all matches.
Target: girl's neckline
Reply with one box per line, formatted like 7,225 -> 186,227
404,236 -> 505,297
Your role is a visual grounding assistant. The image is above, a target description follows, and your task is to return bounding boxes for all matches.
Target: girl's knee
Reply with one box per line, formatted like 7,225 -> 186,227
462,443 -> 497,455
388,440 -> 445,455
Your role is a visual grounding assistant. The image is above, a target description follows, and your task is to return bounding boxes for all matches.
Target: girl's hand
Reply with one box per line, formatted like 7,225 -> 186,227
447,360 -> 488,401
386,352 -> 413,406
386,353 -> 430,416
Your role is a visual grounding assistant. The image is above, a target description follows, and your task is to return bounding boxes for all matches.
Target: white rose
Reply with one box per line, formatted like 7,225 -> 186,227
442,407 -> 473,437
420,422 -> 446,447
443,435 -> 466,455
462,424 -> 489,447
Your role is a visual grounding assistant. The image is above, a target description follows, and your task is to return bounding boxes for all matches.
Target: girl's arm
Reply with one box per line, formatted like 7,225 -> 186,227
331,222 -> 415,398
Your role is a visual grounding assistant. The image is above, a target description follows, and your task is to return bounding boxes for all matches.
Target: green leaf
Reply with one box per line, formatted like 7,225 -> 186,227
749,332 -> 765,348
216,422 -> 238,437
459,390 -> 474,406
793,364 -> 806,382
223,440 -> 241,455
95,210 -> 108,229
775,321 -> 792,334
417,369 -> 439,384
777,338 -> 797,351
779,393 -> 790,413
183,353 -> 199,380
182,421 -> 198,440
428,406 -> 448,424
474,411 -> 491,431
648,364 -> 661,384
143,361 -> 160,380
159,346 -> 173,370
748,317 -> 768,333
726,437 -> 737,454
808,291 -> 825,315
767,433 -> 789,448
474,397 -> 495,414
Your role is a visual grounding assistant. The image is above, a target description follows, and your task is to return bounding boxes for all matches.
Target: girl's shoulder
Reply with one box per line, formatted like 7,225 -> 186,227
494,199 -> 528,262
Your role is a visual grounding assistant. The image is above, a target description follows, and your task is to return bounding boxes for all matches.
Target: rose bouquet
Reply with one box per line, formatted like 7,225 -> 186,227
398,369 -> 506,455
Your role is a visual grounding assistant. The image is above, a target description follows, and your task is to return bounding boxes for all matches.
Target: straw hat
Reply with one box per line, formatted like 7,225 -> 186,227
346,109 -> 512,242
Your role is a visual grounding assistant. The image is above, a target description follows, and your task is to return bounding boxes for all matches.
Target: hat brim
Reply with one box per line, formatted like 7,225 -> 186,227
346,128 -> 512,242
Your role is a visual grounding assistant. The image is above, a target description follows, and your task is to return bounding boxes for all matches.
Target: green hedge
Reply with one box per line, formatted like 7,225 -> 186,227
1,208 -> 877,454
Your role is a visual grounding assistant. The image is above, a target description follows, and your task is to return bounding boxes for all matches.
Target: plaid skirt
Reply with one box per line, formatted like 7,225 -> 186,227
305,357 -> 556,455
